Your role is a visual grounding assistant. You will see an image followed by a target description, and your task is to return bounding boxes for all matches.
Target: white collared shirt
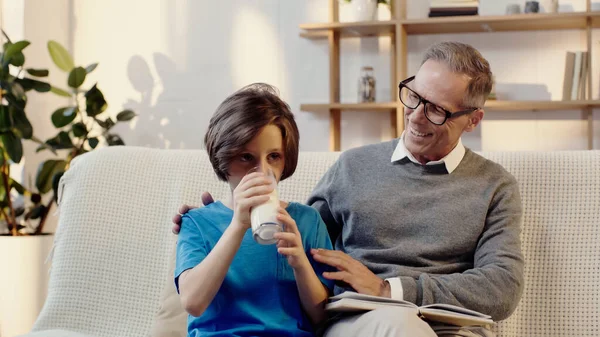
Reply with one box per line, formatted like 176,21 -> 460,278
385,132 -> 466,300
390,132 -> 465,174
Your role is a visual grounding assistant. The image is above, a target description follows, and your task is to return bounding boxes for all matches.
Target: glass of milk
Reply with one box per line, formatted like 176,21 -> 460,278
248,167 -> 282,245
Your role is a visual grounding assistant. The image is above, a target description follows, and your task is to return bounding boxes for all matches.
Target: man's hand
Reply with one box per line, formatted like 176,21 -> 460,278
310,249 -> 390,297
171,192 -> 215,234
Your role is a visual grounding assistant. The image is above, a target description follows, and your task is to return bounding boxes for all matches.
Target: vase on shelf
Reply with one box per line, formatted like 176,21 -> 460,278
358,66 -> 376,103
347,0 -> 378,21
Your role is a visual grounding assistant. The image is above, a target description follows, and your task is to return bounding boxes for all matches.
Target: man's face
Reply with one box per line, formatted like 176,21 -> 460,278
403,59 -> 484,163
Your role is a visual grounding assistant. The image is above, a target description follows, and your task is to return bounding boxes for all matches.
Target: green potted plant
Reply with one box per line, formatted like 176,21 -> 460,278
0,30 -> 55,236
35,40 -> 136,201
0,33 -> 136,336
0,30 -> 56,337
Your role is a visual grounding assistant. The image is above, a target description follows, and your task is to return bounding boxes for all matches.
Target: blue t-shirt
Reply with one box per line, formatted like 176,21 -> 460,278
175,201 -> 334,337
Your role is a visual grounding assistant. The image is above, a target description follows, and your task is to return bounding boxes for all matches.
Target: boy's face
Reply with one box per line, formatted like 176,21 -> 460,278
227,124 -> 285,190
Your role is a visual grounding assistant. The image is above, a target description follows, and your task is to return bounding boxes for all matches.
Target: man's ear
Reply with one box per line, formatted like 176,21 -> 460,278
465,109 -> 484,133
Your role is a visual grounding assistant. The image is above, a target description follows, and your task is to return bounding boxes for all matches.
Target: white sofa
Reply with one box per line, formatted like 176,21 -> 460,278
20,147 -> 600,337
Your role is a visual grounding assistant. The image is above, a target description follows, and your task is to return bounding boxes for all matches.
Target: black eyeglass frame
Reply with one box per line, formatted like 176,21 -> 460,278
398,76 -> 479,126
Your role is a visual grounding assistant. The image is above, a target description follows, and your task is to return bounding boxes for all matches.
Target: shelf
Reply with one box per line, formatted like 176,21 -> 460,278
485,100 -> 600,111
403,12 -> 597,35
299,20 -> 396,39
300,102 -> 398,112
300,100 -> 600,113
299,12 -> 600,39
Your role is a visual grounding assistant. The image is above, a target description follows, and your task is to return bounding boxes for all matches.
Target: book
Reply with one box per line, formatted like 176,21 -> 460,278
571,51 -> 582,100
325,292 -> 494,327
429,10 -> 478,17
562,51 -> 576,101
578,51 -> 588,100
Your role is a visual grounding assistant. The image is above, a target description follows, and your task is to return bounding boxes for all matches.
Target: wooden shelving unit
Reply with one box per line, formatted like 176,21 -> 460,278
301,100 -> 600,113
300,0 -> 598,151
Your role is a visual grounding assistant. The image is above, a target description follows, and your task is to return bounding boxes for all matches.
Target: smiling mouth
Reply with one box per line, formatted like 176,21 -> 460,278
409,127 -> 433,138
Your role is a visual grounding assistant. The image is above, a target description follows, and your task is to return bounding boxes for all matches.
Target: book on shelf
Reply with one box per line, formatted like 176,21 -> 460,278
429,0 -> 479,17
326,291 -> 494,327
562,51 -> 589,101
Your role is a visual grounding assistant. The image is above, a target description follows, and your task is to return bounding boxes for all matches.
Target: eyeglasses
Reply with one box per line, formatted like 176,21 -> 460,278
398,76 -> 478,126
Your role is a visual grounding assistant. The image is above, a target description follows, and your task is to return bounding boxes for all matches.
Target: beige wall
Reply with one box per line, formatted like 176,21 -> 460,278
18,0 -> 600,182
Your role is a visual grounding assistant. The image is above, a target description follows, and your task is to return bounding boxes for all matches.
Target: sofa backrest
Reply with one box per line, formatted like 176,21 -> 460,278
33,147 -> 599,337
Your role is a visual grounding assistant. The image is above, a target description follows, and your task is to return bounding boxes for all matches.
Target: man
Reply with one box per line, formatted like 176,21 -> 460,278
172,42 -> 524,337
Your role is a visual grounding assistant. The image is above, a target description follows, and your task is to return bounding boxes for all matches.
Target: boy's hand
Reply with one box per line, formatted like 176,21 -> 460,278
274,207 -> 309,270
231,172 -> 273,231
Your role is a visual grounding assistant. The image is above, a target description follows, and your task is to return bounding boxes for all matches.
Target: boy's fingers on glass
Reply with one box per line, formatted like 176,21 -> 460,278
240,185 -> 273,200
239,175 -> 272,190
241,195 -> 270,209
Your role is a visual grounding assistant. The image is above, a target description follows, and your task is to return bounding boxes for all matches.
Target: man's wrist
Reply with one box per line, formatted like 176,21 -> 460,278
380,279 -> 391,298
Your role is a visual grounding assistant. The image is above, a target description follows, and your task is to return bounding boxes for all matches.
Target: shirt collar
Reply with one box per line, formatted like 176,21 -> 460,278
390,132 -> 466,174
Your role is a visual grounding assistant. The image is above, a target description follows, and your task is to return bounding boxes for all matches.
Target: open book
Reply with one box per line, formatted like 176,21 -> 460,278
326,292 -> 493,327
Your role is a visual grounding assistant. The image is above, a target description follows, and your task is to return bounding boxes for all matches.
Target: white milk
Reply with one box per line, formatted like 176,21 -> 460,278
250,188 -> 282,245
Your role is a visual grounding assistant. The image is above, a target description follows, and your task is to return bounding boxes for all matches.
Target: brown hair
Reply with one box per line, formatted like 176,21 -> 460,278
204,83 -> 299,182
421,41 -> 493,108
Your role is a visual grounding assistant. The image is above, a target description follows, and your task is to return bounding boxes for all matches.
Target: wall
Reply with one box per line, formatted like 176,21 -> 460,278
19,0 -> 600,179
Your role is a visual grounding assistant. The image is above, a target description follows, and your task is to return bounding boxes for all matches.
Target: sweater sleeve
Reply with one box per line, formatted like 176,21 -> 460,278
399,175 -> 525,321
306,159 -> 343,245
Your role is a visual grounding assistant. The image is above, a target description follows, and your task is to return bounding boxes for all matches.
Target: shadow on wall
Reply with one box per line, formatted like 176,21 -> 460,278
117,1 -> 289,150
122,53 -> 207,150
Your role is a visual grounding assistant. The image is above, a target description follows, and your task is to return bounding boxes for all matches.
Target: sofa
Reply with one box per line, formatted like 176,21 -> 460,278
19,146 -> 600,337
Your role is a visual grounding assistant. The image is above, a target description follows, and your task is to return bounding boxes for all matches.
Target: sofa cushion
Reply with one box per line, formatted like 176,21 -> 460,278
148,242 -> 187,337
30,147 -> 599,337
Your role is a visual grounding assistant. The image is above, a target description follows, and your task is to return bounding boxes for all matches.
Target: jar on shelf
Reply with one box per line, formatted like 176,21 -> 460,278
358,66 -> 376,103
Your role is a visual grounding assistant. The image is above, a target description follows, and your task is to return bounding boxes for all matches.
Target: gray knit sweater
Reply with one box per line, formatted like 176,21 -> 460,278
307,139 -> 524,321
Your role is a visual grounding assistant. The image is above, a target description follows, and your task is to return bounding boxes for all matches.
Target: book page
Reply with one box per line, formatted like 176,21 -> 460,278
419,308 -> 494,327
420,303 -> 491,318
325,298 -> 419,314
328,291 -> 418,308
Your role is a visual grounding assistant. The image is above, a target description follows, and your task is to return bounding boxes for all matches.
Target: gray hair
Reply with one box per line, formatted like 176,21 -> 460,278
421,42 -> 493,108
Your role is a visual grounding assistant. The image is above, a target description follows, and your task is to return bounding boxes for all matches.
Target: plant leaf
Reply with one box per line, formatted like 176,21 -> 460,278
84,84 -> 107,117
72,122 -> 87,137
52,171 -> 64,198
67,66 -> 86,89
3,92 -> 26,111
44,131 -> 74,150
106,133 -> 125,146
9,52 -> 25,67
88,137 -> 99,149
11,82 -> 26,99
0,131 -> 23,163
116,110 -> 136,122
4,40 -> 30,63
16,78 -> 51,93
0,105 -> 13,132
47,41 -> 74,72
29,205 -> 47,220
30,193 -> 42,204
36,159 -> 67,194
10,105 -> 33,139
50,86 -> 71,97
96,117 -> 115,129
26,68 -> 49,77
10,178 -> 26,195
51,107 -> 78,128
85,63 -> 98,74
32,80 -> 51,93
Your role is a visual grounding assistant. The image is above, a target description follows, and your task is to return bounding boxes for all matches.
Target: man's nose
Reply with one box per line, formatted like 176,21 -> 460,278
408,104 -> 428,124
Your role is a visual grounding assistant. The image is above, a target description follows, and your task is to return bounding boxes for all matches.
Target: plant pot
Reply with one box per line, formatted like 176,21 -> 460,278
0,234 -> 54,337
350,0 -> 378,21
